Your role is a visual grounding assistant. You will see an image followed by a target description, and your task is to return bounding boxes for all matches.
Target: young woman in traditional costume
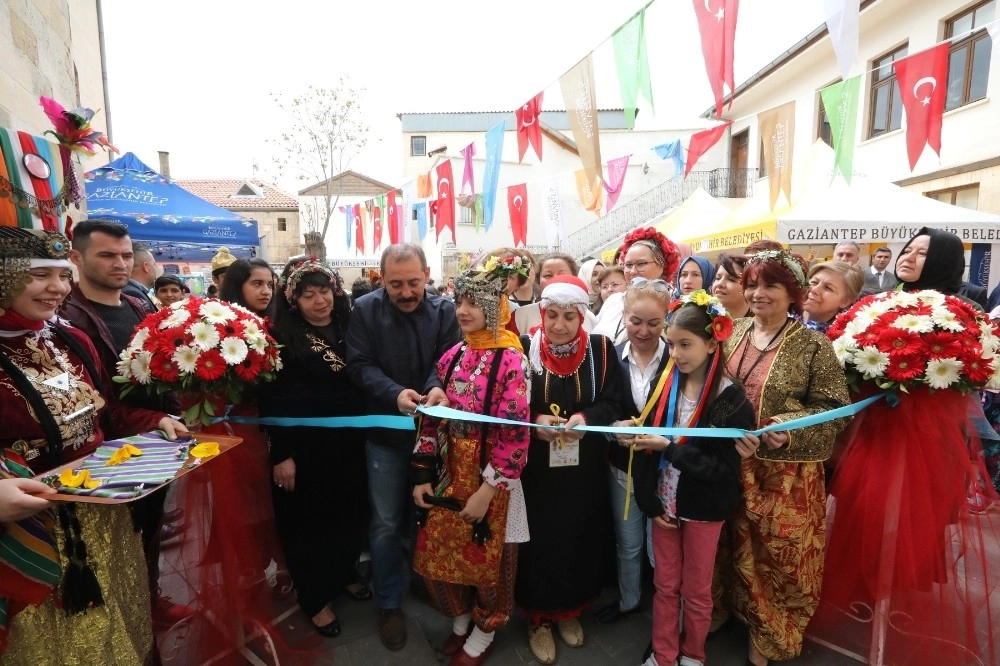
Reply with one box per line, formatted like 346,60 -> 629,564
515,275 -> 622,664
259,258 -> 371,637
628,290 -> 755,666
0,227 -> 187,664
411,256 -> 531,666
721,250 -> 850,666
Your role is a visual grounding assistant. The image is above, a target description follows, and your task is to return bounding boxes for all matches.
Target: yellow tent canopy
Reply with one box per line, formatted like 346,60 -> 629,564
654,187 -> 732,240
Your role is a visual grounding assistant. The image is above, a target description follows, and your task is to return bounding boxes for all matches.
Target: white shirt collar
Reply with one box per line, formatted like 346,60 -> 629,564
622,338 -> 666,364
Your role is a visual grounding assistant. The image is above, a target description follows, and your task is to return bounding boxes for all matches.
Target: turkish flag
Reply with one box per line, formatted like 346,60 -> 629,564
685,121 -> 732,177
353,204 -> 365,256
435,160 -> 456,243
693,0 -> 740,119
372,202 -> 383,249
507,184 -> 528,247
893,43 -> 949,170
387,190 -> 400,245
515,92 -> 544,162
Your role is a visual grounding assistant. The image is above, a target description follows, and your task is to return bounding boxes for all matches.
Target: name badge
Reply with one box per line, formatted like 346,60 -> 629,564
549,439 -> 580,467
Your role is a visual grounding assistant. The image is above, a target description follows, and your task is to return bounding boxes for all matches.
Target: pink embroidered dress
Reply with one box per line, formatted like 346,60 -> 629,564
413,344 -> 531,586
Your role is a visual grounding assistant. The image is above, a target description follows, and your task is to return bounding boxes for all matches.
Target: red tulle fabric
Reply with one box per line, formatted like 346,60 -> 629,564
154,401 -> 321,663
811,387 -> 1000,665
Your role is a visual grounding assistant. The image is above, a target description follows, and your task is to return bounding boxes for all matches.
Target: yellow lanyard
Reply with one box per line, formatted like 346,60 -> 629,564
624,358 -> 674,520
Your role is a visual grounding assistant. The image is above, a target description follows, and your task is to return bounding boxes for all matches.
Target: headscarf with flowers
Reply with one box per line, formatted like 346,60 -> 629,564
278,256 -> 341,304
455,255 -> 527,351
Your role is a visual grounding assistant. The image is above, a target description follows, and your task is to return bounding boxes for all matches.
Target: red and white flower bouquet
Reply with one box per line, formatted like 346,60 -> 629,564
114,297 -> 282,424
826,289 -> 1000,393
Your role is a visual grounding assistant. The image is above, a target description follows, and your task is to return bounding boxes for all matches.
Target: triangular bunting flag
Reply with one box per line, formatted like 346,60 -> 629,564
893,43 -> 949,170
685,122 -> 731,177
515,93 -> 544,162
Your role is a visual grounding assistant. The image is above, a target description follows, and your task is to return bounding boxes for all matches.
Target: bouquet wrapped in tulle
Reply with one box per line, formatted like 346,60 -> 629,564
114,296 -> 282,424
826,289 -> 1000,393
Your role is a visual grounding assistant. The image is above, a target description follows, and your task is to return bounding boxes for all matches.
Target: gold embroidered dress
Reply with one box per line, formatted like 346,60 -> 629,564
1,324 -> 164,665
722,318 -> 850,661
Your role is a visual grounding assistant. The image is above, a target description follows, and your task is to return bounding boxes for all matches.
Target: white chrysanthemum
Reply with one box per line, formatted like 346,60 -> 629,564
169,299 -> 187,310
130,351 -> 153,384
129,327 -> 150,351
199,300 -> 236,324
854,346 -> 890,377
158,308 -> 191,330
831,335 -> 855,364
844,317 -> 870,337
172,345 -> 200,374
979,321 -> 1000,354
916,290 -> 945,307
891,291 -> 920,307
220,337 -> 249,365
855,305 -> 885,326
188,321 -> 221,351
931,307 -> 964,333
116,357 -> 132,379
243,320 -> 262,338
925,357 -> 963,389
891,314 -> 935,334
986,365 -> 1000,391
863,298 -> 894,316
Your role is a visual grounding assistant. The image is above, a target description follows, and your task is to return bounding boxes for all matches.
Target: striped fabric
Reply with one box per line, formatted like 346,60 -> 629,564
0,450 -> 61,655
50,431 -> 196,500
0,128 -> 70,233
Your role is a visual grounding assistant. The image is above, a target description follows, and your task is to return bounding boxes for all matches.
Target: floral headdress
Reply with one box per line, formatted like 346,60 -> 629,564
278,256 -> 340,302
669,289 -> 734,341
745,249 -> 808,289
0,227 -> 71,308
455,254 -> 529,340
620,227 -> 680,279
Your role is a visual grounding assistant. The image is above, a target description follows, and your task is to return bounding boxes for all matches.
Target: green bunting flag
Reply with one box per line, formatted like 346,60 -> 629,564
613,4 -> 654,130
819,75 -> 861,184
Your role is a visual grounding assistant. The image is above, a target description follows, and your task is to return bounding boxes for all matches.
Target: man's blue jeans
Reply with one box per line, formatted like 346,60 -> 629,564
366,440 -> 412,609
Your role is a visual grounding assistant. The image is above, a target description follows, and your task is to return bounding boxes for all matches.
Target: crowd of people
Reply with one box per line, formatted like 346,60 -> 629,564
1,218 -> 998,666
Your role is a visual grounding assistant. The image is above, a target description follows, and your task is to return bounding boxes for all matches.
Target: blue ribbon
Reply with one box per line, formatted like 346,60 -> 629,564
218,394 -> 885,438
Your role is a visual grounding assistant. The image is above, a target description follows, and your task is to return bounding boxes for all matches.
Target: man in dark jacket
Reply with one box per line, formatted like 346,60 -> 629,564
122,243 -> 159,312
347,243 -> 461,651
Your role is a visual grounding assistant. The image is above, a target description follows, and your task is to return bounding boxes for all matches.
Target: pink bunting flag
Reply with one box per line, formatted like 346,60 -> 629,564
603,155 -> 630,213
460,143 -> 476,194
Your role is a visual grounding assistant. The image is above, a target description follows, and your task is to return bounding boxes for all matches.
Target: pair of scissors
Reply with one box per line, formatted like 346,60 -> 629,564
550,404 -> 566,449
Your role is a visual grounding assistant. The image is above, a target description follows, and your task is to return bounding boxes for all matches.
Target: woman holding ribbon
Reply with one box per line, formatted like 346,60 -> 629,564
593,227 -> 680,344
259,257 -> 370,637
515,275 -> 622,664
0,227 -> 187,664
411,256 -> 531,666
722,250 -> 850,666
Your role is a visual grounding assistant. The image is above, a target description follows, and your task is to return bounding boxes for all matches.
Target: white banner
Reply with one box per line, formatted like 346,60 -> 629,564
402,180 -> 416,244
327,257 -> 381,268
539,177 -> 565,250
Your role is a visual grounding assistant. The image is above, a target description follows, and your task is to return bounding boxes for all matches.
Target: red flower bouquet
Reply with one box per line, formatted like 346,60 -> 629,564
827,289 -> 1000,393
114,297 -> 282,424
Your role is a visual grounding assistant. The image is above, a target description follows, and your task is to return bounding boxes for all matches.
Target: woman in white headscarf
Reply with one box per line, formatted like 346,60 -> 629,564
577,259 -> 604,314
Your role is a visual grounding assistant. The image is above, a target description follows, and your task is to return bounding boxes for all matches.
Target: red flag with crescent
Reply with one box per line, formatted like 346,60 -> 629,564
515,92 -> 544,162
693,0 -> 739,118
893,43 -> 949,170
372,200 -> 383,249
353,204 -> 364,255
685,121 -> 732,177
507,183 -> 528,247
435,160 -> 456,243
387,190 -> 400,245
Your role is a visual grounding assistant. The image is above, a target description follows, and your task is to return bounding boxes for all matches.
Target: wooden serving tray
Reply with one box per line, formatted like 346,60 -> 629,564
34,434 -> 243,504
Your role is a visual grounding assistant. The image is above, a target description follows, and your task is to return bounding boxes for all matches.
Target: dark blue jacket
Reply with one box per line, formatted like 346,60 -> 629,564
346,288 -> 461,447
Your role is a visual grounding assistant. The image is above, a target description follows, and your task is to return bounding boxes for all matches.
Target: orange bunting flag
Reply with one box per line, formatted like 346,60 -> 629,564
435,160 -> 456,243
574,169 -> 604,217
515,92 -> 544,162
758,101 -> 796,210
416,172 -> 433,199
372,200 -> 383,249
507,184 -> 529,247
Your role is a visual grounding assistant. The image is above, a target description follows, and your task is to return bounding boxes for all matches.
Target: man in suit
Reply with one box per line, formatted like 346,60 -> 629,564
860,247 -> 898,296
834,241 -> 861,264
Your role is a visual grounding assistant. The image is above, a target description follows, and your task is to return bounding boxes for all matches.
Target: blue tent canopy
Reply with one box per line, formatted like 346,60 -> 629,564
84,153 -> 259,260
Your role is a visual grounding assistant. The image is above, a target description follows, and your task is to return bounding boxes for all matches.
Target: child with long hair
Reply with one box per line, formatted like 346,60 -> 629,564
628,290 -> 755,666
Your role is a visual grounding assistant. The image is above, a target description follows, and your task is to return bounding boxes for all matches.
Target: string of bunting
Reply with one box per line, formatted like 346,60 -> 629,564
224,392 -> 885,437
337,3 -> 999,251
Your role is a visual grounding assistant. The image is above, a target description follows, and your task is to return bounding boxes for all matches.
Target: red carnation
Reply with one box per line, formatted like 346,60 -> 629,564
964,356 -> 994,384
194,348 -> 227,381
885,352 -> 926,382
922,331 -> 963,359
234,354 -> 264,381
215,320 -> 246,339
155,326 -> 190,355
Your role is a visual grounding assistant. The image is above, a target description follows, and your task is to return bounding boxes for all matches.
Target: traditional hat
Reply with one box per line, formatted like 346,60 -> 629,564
211,247 -> 237,275
0,227 -> 71,306
278,256 -> 340,302
539,274 -> 590,314
454,254 -> 528,341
